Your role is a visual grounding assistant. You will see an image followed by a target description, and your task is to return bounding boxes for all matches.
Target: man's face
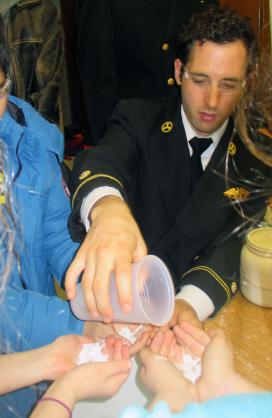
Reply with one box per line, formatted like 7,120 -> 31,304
0,71 -> 8,118
174,40 -> 248,136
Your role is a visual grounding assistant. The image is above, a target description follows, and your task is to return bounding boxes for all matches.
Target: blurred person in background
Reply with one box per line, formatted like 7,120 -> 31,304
76,0 -> 218,144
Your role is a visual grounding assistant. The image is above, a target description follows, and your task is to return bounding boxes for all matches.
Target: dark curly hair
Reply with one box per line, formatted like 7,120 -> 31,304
175,5 -> 272,169
174,5 -> 259,74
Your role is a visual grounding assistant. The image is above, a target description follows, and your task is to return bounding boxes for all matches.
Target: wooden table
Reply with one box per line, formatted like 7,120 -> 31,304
205,291 -> 272,390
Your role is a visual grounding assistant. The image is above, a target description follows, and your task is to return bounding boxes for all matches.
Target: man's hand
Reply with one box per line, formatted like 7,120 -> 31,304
65,196 -> 147,322
161,299 -> 203,331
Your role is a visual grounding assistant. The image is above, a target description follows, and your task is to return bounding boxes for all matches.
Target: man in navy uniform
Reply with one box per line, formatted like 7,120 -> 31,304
67,6 -> 269,327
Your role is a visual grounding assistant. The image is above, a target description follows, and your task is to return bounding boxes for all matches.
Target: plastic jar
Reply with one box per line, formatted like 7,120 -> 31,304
240,227 -> 272,307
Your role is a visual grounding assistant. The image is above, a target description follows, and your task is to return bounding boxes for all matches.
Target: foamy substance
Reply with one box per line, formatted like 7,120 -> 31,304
76,326 -> 144,365
118,325 -> 144,343
76,328 -> 201,385
158,353 -> 201,384
76,340 -> 109,365
174,354 -> 201,384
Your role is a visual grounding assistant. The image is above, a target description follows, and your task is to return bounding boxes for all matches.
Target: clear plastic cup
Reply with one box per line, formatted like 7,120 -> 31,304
70,254 -> 175,326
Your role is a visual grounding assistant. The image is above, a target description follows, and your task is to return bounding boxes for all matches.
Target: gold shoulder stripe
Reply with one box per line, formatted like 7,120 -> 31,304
182,265 -> 231,300
72,174 -> 123,208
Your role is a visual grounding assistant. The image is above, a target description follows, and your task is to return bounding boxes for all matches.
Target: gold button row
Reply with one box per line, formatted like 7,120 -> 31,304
162,43 -> 175,86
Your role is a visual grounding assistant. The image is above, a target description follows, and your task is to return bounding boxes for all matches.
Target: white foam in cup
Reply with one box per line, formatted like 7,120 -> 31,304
70,254 -> 175,326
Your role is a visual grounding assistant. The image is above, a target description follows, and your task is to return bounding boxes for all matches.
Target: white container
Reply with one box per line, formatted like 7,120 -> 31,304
240,227 -> 272,307
70,254 -> 175,326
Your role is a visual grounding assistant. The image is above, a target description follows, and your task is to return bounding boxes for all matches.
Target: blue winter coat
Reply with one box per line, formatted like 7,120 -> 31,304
0,96 -> 84,417
120,394 -> 272,418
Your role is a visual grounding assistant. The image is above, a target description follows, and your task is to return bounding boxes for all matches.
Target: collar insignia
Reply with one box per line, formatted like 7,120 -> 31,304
228,142 -> 237,155
224,187 -> 250,200
161,121 -> 173,133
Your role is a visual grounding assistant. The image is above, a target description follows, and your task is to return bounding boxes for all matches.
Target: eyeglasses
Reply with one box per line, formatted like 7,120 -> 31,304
183,68 -> 246,94
0,78 -> 11,99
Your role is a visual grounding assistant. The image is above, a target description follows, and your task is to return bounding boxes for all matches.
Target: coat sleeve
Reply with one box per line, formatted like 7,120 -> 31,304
120,394 -> 272,418
180,221 -> 243,314
0,286 -> 84,351
69,99 -> 139,241
42,151 -> 80,286
77,0 -> 118,142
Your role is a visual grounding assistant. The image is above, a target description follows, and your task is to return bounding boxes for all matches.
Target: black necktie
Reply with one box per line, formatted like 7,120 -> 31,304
189,137 -> 213,188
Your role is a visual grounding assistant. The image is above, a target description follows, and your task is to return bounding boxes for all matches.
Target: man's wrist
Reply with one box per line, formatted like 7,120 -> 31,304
90,195 -> 124,222
81,187 -> 123,230
176,285 -> 215,321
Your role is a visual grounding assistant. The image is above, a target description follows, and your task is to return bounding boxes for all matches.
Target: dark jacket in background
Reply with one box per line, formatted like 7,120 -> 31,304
76,0 -> 218,143
0,0 -> 64,124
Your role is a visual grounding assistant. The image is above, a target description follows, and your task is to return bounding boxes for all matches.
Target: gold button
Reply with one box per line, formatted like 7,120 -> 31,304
162,43 -> 169,51
231,281 -> 238,294
167,77 -> 175,86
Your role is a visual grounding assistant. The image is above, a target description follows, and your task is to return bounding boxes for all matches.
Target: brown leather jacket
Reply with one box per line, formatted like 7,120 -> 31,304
1,0 -> 64,123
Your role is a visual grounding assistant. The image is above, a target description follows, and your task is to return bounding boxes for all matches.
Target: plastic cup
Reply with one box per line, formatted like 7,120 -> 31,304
70,254 -> 175,326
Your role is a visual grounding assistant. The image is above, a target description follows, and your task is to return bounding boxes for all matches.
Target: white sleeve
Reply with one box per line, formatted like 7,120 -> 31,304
176,285 -> 215,321
80,187 -> 124,231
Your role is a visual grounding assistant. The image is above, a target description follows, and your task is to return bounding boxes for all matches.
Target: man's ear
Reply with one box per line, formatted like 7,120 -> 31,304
174,59 -> 183,86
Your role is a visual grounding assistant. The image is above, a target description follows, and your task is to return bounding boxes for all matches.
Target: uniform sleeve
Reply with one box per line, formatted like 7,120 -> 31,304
77,0 -> 118,142
177,173 -> 269,314
180,222 -> 242,314
69,100 -> 138,241
0,286 -> 84,352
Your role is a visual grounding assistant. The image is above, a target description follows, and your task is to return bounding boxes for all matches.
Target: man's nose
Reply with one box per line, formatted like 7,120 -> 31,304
204,85 -> 221,109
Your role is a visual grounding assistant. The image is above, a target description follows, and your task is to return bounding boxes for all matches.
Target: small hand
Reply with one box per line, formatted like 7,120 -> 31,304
56,337 -> 132,402
173,321 -> 235,401
47,334 -> 94,380
138,346 -> 198,411
148,330 -> 185,363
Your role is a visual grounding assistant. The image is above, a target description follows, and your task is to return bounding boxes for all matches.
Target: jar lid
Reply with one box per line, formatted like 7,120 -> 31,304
247,227 -> 272,251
